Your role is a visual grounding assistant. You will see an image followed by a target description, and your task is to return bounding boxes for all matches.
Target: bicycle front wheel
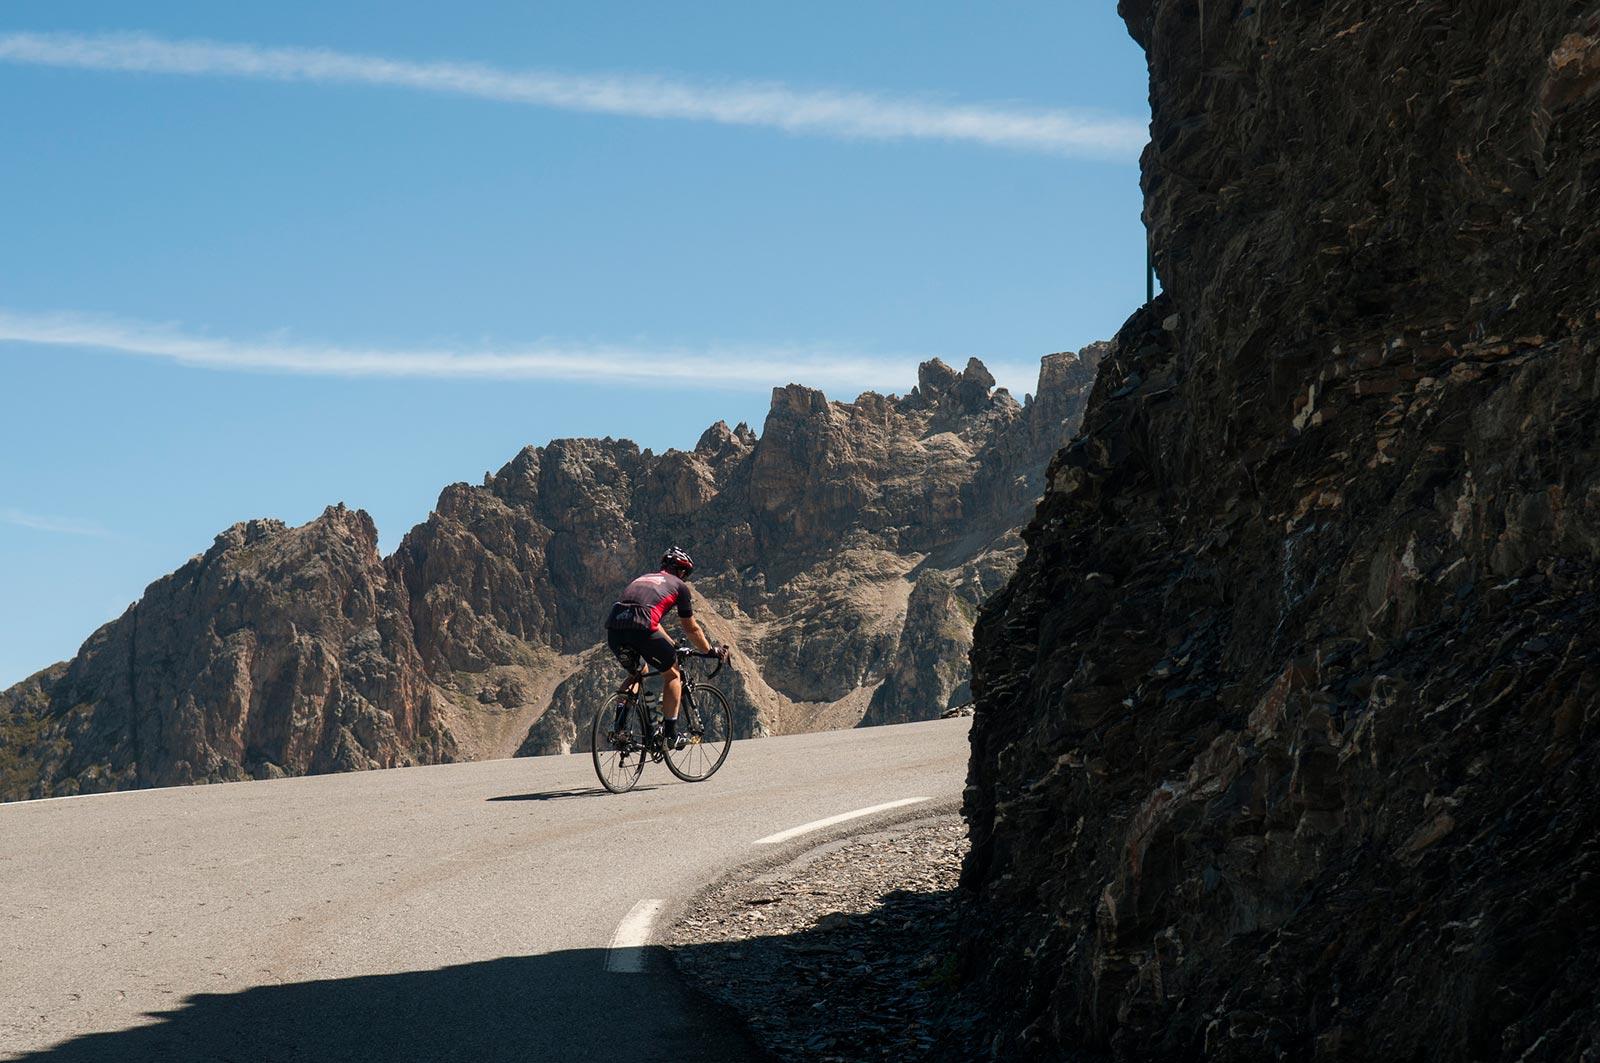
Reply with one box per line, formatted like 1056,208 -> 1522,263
592,698 -> 645,794
664,683 -> 733,782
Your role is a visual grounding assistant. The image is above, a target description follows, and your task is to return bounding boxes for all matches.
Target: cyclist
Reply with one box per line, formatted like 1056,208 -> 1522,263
605,547 -> 728,750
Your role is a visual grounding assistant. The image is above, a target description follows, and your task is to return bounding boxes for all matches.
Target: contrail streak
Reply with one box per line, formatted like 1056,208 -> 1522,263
0,308 -> 1042,396
0,508 -> 111,538
0,31 -> 1146,158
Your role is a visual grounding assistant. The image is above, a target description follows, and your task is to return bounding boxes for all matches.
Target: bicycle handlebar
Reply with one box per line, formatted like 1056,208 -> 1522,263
676,645 -> 725,680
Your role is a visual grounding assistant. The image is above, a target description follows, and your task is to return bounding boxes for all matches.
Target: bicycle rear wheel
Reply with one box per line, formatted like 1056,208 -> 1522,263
664,683 -> 733,782
592,698 -> 645,793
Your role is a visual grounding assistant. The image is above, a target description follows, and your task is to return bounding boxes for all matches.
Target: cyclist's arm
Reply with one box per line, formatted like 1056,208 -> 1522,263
678,615 -> 713,653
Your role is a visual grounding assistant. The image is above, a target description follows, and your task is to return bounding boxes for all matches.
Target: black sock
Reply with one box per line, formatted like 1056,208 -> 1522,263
663,716 -> 677,739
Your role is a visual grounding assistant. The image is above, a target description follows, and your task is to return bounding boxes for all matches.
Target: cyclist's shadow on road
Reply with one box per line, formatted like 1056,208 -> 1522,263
486,786 -> 662,802
12,947 -> 753,1063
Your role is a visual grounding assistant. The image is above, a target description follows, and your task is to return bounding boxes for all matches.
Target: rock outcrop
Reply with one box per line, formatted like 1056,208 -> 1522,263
1,351 -> 1100,801
0,507 -> 454,796
402,350 -> 1104,758
962,3 -> 1600,1060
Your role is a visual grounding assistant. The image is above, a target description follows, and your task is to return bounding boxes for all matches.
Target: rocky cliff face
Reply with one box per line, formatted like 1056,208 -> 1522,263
401,351 -> 1104,758
1,351 -> 1100,801
0,507 -> 455,796
962,3 -> 1600,1060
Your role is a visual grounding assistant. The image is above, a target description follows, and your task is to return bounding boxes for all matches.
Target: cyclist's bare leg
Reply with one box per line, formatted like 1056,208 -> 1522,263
661,665 -> 683,719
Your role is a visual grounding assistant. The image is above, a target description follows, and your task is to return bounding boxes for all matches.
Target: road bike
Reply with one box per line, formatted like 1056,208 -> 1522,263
592,646 -> 733,793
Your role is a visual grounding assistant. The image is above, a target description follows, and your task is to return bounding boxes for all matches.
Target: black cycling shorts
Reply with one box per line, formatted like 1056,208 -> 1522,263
607,626 -> 677,674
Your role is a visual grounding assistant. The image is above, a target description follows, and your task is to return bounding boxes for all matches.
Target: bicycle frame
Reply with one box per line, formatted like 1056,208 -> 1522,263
611,648 -> 723,747
593,646 -> 731,792
614,647 -> 724,695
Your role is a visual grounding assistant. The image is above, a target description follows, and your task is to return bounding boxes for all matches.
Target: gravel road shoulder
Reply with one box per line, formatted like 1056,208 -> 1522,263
666,815 -> 987,1061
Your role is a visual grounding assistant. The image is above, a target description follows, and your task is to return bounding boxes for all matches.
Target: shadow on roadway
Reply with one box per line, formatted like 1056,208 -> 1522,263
12,881 -> 987,1063
11,948 -> 757,1063
486,786 -> 660,802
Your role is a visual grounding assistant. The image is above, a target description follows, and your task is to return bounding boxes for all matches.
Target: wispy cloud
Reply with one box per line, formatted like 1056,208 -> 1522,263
0,31 -> 1146,159
1,507 -> 111,538
0,308 -> 1042,397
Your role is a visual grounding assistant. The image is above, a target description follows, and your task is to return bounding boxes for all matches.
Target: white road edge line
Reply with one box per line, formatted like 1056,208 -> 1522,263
605,898 -> 666,973
753,797 -> 931,846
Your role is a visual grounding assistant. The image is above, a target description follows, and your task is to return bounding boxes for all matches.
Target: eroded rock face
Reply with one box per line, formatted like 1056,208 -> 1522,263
0,506 -> 455,798
962,4 -> 1600,1060
1,353 -> 1099,799
401,351 -> 1102,757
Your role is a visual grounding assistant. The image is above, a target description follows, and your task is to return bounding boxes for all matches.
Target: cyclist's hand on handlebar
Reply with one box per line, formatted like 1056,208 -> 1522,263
714,643 -> 731,661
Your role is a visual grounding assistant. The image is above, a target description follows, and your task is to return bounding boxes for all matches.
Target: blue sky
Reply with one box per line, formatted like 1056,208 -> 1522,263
0,3 -> 1150,688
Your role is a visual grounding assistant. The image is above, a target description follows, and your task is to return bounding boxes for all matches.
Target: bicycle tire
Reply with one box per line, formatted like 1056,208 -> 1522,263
663,683 -> 733,783
592,697 -> 646,793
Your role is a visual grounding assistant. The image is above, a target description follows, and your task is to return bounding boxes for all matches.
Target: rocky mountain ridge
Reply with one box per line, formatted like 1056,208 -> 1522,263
0,349 -> 1102,801
961,2 -> 1600,1059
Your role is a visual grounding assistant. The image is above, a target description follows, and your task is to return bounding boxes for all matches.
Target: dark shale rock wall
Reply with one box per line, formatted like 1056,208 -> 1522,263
962,3 -> 1600,1060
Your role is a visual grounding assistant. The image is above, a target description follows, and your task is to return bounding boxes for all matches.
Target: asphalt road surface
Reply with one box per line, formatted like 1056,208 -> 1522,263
1,717 -> 971,1062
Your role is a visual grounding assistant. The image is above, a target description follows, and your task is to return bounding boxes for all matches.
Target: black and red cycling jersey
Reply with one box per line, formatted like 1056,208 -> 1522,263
606,569 -> 694,632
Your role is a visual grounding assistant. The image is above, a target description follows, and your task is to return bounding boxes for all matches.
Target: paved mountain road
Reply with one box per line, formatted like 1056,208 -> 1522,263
1,717 -> 971,1061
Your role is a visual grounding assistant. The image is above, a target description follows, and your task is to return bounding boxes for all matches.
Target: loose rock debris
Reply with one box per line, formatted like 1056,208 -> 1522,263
667,817 -> 986,1062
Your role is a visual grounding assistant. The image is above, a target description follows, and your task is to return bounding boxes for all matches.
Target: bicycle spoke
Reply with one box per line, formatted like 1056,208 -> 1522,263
663,684 -> 732,782
591,697 -> 645,793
